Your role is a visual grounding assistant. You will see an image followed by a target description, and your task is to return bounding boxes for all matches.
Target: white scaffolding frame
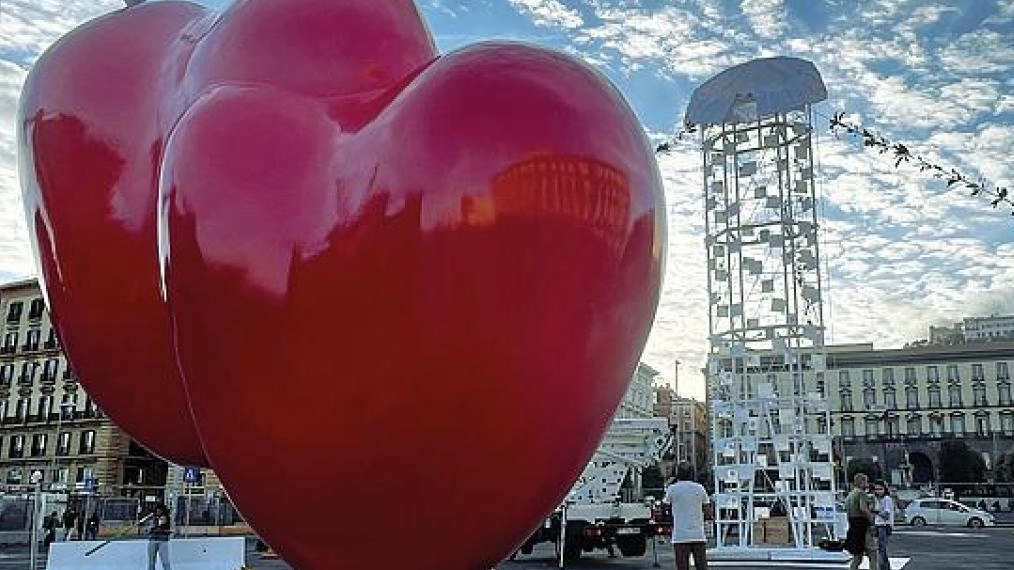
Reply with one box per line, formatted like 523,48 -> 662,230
699,104 -> 837,551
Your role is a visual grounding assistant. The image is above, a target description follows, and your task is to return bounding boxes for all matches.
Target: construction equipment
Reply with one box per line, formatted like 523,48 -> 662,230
516,417 -> 672,562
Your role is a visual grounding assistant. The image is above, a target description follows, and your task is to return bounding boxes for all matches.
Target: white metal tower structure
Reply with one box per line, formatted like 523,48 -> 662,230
684,57 -> 838,553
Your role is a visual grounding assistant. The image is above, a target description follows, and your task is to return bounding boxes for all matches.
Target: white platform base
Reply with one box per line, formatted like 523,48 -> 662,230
46,537 -> 246,570
708,548 -> 910,569
708,546 -> 850,567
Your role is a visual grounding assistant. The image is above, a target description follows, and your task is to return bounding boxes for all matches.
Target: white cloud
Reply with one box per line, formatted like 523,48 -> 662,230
740,0 -> 787,40
2,0 -> 1013,402
507,0 -> 583,29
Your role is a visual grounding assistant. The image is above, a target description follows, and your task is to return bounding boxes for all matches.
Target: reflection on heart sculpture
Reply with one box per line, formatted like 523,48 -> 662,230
18,1 -> 212,466
23,1 -> 666,569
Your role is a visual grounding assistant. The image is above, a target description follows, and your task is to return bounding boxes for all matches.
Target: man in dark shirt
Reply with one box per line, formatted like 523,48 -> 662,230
844,474 -> 877,570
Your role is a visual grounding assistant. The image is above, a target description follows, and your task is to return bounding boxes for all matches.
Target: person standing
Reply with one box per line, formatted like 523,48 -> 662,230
147,503 -> 172,570
844,473 -> 878,570
872,481 -> 894,570
42,511 -> 57,548
665,462 -> 712,570
86,511 -> 100,541
61,507 -> 76,541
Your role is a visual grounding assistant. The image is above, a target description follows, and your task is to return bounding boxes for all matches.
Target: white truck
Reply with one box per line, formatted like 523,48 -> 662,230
516,417 -> 673,561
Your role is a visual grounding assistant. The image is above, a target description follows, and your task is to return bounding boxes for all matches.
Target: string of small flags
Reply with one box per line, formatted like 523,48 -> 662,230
653,113 -> 1012,219
827,112 -> 1011,217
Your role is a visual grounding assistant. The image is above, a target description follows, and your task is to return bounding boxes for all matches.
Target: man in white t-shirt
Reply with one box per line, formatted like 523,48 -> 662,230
664,462 -> 712,570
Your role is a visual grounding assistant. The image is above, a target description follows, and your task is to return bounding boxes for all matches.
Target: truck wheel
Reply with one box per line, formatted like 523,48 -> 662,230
616,536 -> 646,557
562,539 -> 583,560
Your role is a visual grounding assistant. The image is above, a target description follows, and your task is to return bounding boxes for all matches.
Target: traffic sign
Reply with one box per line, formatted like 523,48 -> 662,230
183,466 -> 202,484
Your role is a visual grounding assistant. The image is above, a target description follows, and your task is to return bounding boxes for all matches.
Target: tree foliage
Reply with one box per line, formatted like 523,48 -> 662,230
994,453 -> 1014,483
938,439 -> 987,483
846,457 -> 881,483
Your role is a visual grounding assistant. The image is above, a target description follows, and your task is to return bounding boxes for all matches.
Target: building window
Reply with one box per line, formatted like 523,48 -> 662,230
929,386 -> 942,408
55,467 -> 69,485
907,415 -> 922,435
972,364 -> 985,381
28,298 -> 45,320
61,394 -> 77,418
864,388 -> 876,407
15,398 -> 29,421
41,359 -> 58,382
1002,414 -> 1014,435
976,415 -> 990,437
1000,383 -> 1012,406
75,466 -> 94,483
951,414 -> 966,435
2,332 -> 17,354
44,328 -> 58,349
5,301 -> 23,324
57,432 -> 71,456
904,367 -> 917,385
18,362 -> 37,386
35,396 -> 51,419
863,369 -> 875,387
23,329 -> 40,352
884,390 -> 897,409
927,366 -> 939,382
999,362 -> 1011,381
882,368 -> 894,386
816,377 -> 826,398
947,365 -> 960,382
0,364 -> 12,386
973,384 -> 988,407
838,370 -> 851,388
865,417 -> 880,436
30,434 -> 47,457
949,385 -> 963,407
0,399 -> 7,421
79,430 -> 95,454
8,435 -> 24,458
930,416 -> 944,437
817,417 -> 828,434
842,418 -> 855,437
840,390 -> 853,412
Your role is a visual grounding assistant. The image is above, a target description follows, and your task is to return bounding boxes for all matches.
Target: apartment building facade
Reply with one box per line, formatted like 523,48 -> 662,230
827,341 -> 1014,486
653,385 -> 708,480
711,340 -> 1014,487
0,278 -> 168,499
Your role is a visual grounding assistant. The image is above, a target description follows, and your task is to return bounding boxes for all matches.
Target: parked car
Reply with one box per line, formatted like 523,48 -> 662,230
902,498 -> 995,528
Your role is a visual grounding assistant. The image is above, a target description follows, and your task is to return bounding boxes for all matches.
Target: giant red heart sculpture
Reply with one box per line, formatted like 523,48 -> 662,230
23,0 -> 665,569
18,1 -> 212,465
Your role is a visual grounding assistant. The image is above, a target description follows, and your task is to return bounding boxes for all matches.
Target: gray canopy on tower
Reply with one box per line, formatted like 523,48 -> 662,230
684,57 -> 827,127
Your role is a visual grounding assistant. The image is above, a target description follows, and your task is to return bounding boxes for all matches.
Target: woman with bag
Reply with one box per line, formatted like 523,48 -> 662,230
872,481 -> 894,570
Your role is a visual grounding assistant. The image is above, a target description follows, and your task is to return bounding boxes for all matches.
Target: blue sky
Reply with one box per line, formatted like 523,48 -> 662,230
1,0 -> 1013,399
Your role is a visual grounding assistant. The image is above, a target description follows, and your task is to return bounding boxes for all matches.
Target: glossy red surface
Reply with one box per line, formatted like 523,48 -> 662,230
21,1 -> 665,569
18,1 -> 211,466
